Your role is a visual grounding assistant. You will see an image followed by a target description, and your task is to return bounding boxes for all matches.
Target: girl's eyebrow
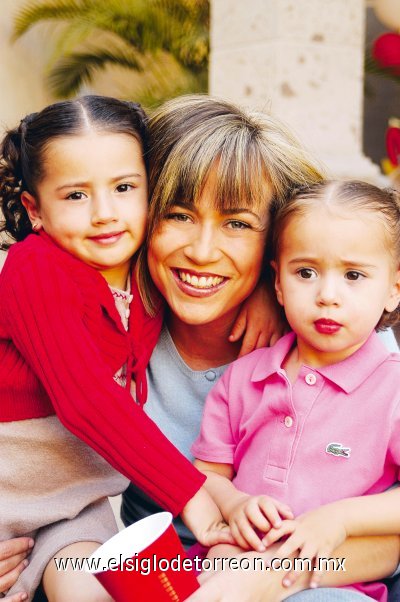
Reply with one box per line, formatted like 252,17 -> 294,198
56,173 -> 143,191
288,256 -> 377,269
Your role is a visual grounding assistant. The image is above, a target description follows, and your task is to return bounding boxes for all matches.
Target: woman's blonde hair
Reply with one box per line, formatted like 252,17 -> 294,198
138,94 -> 324,314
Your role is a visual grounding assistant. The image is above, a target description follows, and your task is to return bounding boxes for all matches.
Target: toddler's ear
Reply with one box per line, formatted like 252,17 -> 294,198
385,269 -> 400,313
270,260 -> 284,307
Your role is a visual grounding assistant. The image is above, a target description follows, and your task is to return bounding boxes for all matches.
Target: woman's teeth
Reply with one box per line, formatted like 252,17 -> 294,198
178,271 -> 224,288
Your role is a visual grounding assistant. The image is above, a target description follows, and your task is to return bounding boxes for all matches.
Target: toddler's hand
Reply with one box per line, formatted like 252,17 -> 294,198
181,486 -> 235,548
262,506 -> 347,589
228,494 -> 294,552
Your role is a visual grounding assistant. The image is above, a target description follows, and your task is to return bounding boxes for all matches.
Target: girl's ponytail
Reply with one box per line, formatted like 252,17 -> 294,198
0,122 -> 32,249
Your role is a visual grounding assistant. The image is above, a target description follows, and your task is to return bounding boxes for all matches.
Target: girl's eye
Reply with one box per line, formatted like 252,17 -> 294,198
345,271 -> 363,281
116,183 -> 133,193
66,191 -> 86,201
298,268 -> 317,279
226,220 -> 250,230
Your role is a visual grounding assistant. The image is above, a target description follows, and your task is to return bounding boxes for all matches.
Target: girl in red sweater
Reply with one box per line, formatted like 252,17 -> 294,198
0,95 -> 235,601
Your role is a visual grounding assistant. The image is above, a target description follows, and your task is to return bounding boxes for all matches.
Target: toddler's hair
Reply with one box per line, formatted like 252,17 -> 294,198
137,94 -> 325,314
0,95 -> 148,249
271,180 -> 400,329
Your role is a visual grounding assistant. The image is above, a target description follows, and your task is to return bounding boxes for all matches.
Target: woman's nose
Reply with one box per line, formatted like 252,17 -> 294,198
183,224 -> 223,265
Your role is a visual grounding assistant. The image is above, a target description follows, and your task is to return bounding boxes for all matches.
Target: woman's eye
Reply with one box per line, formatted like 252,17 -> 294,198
227,220 -> 250,230
116,183 -> 133,193
298,268 -> 317,279
165,213 -> 191,223
66,191 -> 86,201
345,271 -> 363,281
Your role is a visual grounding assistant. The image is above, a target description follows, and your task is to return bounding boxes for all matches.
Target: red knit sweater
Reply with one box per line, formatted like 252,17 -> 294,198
0,232 -> 205,515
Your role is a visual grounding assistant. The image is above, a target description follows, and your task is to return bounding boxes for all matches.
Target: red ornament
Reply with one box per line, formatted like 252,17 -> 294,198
386,126 -> 400,166
372,32 -> 400,75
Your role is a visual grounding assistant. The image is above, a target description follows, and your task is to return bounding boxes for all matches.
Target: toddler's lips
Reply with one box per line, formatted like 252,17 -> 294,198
314,319 -> 342,334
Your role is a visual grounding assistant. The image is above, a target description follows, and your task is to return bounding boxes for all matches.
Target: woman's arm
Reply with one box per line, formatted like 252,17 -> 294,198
186,536 -> 400,602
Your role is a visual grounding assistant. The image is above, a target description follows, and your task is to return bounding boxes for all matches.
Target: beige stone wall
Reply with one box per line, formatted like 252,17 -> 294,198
210,0 -> 382,181
0,0 -> 54,133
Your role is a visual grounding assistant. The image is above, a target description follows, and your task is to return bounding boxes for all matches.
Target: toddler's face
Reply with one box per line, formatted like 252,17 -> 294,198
21,131 -> 148,289
273,205 -> 400,366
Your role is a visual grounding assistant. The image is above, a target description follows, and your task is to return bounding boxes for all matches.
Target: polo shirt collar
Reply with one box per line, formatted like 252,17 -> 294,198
251,330 -> 391,393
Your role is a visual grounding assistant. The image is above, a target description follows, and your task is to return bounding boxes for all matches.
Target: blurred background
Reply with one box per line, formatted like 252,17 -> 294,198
0,0 -> 399,184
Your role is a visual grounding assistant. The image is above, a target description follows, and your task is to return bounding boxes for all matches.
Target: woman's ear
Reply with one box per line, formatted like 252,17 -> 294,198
385,269 -> 400,313
270,260 -> 284,306
21,191 -> 42,230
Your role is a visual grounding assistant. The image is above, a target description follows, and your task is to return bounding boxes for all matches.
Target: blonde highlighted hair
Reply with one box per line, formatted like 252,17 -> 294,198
138,94 -> 324,314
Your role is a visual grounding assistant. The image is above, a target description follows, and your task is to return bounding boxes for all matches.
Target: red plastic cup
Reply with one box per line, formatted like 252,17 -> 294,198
85,512 -> 200,601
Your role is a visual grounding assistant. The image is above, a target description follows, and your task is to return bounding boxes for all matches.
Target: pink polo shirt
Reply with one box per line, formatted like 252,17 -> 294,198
192,332 -> 400,601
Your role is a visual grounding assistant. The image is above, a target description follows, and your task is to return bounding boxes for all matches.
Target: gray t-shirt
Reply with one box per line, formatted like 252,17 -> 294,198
121,326 -> 228,547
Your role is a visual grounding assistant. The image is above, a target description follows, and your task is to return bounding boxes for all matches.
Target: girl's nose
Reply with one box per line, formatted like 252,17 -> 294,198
91,194 -> 117,225
183,224 -> 223,265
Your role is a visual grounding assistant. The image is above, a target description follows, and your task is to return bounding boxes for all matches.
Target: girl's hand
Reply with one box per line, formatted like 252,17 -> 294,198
262,506 -> 348,589
0,537 -> 33,599
180,486 -> 235,548
228,494 -> 294,552
229,282 -> 285,356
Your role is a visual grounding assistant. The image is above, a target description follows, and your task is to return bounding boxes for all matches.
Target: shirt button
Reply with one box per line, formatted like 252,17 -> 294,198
284,416 -> 293,428
305,373 -> 317,385
205,370 -> 217,382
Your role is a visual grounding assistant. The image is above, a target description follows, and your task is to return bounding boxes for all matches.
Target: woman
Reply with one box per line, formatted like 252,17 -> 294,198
2,95 -> 399,602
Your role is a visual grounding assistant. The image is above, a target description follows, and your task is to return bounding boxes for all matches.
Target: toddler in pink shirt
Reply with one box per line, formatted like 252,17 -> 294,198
192,180 -> 400,602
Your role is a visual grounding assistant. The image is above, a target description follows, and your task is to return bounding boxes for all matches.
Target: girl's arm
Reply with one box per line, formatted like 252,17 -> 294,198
229,280 -> 286,356
194,459 -> 293,552
0,247 -> 204,518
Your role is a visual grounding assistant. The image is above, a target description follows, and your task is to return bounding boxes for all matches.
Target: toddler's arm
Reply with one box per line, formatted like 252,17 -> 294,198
194,459 -> 293,552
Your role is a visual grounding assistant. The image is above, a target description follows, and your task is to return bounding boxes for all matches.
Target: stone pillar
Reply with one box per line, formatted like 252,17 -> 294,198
210,0 -> 382,181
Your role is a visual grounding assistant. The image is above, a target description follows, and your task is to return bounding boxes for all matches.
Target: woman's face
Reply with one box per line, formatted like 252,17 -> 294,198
147,170 -> 271,327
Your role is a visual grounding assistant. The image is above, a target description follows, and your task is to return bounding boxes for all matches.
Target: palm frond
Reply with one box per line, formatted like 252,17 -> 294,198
48,48 -> 144,97
365,53 -> 400,86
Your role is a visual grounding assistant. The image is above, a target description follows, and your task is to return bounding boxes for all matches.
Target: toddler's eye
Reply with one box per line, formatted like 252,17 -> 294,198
116,184 -> 133,193
298,268 -> 317,279
345,271 -> 363,281
66,191 -> 86,201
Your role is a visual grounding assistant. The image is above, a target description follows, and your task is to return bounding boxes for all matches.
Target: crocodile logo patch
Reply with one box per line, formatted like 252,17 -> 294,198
326,442 -> 351,458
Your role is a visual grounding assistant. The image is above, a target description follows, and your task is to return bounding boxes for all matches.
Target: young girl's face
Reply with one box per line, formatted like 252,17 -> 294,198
22,131 -> 147,289
273,204 -> 400,366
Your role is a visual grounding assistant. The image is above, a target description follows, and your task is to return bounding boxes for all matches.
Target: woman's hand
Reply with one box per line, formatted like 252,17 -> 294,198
228,495 -> 294,551
262,506 -> 348,589
229,281 -> 285,356
0,537 -> 33,600
181,486 -> 235,548
186,545 -> 307,602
